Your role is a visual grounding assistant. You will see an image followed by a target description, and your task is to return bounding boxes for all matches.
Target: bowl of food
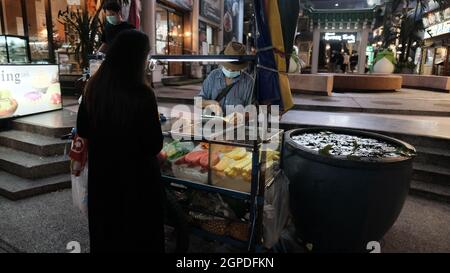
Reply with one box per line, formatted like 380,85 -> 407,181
0,89 -> 18,118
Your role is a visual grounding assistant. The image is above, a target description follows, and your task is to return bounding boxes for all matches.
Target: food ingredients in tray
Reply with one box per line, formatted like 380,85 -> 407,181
185,151 -> 207,165
213,148 -> 281,181
224,147 -> 247,160
0,89 -> 18,118
176,150 -> 220,169
162,140 -> 193,161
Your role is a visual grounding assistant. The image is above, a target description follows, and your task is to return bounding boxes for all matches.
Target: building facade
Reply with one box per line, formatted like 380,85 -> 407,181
418,5 -> 450,76
299,7 -> 376,74
1,0 -> 244,83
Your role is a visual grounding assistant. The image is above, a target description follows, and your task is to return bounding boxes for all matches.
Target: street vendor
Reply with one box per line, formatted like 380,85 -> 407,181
198,42 -> 254,116
98,1 -> 135,54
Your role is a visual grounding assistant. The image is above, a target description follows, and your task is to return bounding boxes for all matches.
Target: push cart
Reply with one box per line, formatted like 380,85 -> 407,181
159,115 -> 288,252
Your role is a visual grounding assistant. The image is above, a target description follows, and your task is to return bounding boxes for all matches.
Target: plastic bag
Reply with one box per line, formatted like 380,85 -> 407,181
71,166 -> 88,217
263,171 -> 290,249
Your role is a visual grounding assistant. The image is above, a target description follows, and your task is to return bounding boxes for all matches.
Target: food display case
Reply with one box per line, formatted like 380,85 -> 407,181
159,118 -> 287,250
0,35 -> 31,64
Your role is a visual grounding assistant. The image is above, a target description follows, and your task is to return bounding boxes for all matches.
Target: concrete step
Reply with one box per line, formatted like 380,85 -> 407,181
414,146 -> 450,169
0,147 -> 70,180
280,110 -> 450,151
11,110 -> 76,138
0,130 -> 71,157
390,134 -> 450,152
0,171 -> 70,201
413,163 -> 450,187
410,180 -> 450,204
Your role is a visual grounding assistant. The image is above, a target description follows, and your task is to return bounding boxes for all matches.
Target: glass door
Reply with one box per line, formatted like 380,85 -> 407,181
155,5 -> 184,77
168,11 -> 183,75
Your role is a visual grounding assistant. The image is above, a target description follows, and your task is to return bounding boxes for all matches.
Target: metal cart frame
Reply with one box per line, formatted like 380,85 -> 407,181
153,54 -> 283,252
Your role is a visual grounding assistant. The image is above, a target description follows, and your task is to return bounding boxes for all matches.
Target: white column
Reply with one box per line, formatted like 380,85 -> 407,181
141,0 -> 156,55
311,26 -> 320,74
358,27 -> 369,74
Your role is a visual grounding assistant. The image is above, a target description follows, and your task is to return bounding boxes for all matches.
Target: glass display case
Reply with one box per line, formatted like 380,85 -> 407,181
160,117 -> 284,248
161,119 -> 282,191
0,35 -> 31,64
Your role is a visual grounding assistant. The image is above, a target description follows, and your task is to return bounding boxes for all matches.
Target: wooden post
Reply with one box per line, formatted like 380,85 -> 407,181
0,0 -> 6,34
45,0 -> 56,63
20,0 -> 32,62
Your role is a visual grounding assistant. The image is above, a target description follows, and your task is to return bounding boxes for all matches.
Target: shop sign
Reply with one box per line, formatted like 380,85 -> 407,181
423,8 -> 450,28
223,0 -> 244,44
0,65 -> 62,119
424,20 -> 450,39
165,0 -> 193,11
323,32 -> 356,43
200,0 -> 221,24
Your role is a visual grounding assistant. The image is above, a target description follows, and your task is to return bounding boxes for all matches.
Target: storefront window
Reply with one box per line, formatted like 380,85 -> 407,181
155,5 -> 184,76
1,0 -> 25,36
319,32 -> 359,73
26,0 -> 49,62
52,0 -> 89,74
199,21 -> 219,54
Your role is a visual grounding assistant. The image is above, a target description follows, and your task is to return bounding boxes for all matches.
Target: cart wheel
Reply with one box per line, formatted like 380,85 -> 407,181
164,189 -> 190,253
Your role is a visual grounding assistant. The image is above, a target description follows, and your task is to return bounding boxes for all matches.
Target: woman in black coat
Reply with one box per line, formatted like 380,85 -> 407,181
76,30 -> 164,253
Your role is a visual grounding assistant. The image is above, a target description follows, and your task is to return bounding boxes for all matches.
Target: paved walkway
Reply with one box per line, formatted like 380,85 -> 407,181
294,89 -> 450,116
153,86 -> 450,116
2,93 -> 447,253
282,110 -> 450,140
63,101 -> 450,140
0,189 -> 448,253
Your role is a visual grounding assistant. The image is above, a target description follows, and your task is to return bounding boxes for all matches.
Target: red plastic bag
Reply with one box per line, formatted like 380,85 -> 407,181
69,134 -> 88,177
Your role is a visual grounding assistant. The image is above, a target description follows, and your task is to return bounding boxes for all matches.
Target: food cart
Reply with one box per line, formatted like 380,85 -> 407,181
159,117 -> 289,252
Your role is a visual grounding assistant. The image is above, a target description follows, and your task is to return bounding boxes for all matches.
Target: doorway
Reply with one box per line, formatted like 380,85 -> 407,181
156,4 -> 184,76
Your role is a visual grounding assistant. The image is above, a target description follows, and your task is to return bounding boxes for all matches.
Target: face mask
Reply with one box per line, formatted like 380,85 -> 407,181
222,67 -> 241,79
106,15 -> 120,25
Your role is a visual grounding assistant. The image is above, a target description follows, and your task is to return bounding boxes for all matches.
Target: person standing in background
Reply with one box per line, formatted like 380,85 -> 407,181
98,1 -> 135,54
343,52 -> 350,73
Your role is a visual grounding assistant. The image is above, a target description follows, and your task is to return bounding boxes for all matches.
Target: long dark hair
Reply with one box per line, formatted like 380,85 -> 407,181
84,30 -> 150,129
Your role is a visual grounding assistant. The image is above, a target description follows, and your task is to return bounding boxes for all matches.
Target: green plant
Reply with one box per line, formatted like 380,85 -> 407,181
375,49 -> 397,65
291,47 -> 300,65
395,61 -> 416,73
57,0 -> 130,69
58,8 -> 103,69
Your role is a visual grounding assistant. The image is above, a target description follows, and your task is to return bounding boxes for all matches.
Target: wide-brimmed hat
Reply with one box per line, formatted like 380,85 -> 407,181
222,42 -> 248,71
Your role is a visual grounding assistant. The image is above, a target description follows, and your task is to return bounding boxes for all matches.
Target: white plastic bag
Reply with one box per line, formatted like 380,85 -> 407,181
71,166 -> 88,217
263,171 -> 290,249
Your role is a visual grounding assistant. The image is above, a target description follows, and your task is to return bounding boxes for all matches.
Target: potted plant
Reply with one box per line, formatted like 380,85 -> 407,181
373,49 -> 397,74
57,0 -> 130,70
288,47 -> 302,74
395,59 -> 416,74
58,8 -> 103,70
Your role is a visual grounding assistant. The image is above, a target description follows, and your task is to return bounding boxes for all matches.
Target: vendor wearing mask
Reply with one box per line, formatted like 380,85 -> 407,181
98,1 -> 135,54
198,42 -> 254,116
